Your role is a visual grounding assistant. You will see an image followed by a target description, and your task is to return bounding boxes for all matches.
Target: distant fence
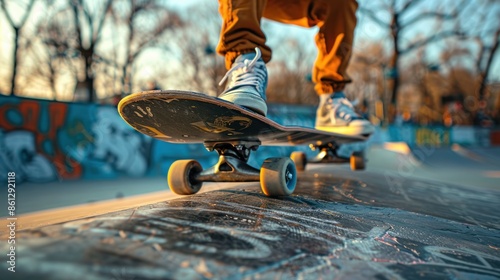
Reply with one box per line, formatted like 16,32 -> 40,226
0,95 -> 498,183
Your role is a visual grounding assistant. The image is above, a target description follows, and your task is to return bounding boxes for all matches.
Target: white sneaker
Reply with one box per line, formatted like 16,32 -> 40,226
315,93 -> 374,137
219,48 -> 268,116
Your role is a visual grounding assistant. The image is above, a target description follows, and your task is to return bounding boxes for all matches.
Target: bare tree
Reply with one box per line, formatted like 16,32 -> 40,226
436,0 -> 500,120
21,8 -> 73,100
166,1 -> 225,96
477,28 -> 500,102
39,0 -> 114,102
23,39 -> 60,99
463,0 -> 500,103
348,41 -> 390,121
70,0 -> 113,102
106,0 -> 182,97
0,0 -> 35,95
358,0 -> 464,117
30,0 -> 181,102
267,38 -> 316,105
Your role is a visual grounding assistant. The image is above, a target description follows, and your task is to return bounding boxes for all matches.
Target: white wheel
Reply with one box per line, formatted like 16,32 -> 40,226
260,157 -> 297,197
290,151 -> 307,171
350,151 -> 365,171
168,160 -> 203,195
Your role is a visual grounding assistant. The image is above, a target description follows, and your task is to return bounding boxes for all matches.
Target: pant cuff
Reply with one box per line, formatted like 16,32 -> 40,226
224,49 -> 259,69
315,81 -> 350,94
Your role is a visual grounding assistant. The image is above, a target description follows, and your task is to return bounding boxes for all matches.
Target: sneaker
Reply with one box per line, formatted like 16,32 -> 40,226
219,48 -> 268,116
315,92 -> 374,136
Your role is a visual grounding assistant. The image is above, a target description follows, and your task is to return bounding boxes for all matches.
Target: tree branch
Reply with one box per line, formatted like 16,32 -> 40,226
400,0 -> 423,13
401,12 -> 456,31
70,0 -> 83,49
482,28 -> 500,78
94,0 -> 112,44
19,0 -> 35,26
401,30 -> 463,54
358,7 -> 390,28
0,0 -> 16,27
0,0 -> 35,28
474,36 -> 485,71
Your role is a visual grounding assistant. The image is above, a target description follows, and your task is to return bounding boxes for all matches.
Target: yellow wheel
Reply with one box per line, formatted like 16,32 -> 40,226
290,151 -> 307,171
168,160 -> 202,195
350,151 -> 365,171
260,157 -> 297,197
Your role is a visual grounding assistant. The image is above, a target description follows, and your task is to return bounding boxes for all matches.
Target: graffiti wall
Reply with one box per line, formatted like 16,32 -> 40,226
0,96 -> 217,183
0,96 -> 318,184
386,125 -> 496,147
387,126 -> 451,146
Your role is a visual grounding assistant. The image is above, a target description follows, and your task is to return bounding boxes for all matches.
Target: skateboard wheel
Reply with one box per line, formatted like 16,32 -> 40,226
350,151 -> 365,171
260,157 -> 297,197
168,160 -> 203,195
290,151 -> 307,171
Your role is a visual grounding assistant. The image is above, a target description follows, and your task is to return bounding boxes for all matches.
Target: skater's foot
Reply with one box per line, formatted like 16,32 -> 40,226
219,48 -> 268,116
315,92 -> 374,137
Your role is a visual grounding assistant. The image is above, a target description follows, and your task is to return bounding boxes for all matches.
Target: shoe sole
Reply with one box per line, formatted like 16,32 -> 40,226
315,124 -> 375,137
219,94 -> 268,116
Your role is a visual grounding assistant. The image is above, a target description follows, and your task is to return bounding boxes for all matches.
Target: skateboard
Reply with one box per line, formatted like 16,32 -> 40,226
118,90 -> 367,197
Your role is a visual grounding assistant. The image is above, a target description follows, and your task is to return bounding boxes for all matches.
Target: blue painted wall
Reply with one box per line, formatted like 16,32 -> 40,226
0,96 -> 315,183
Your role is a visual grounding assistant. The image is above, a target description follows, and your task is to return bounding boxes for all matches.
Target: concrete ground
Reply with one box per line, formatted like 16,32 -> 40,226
1,145 -> 499,279
2,143 -> 498,215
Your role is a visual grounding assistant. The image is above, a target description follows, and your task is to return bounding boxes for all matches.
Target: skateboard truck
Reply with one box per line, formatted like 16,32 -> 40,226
290,142 -> 365,171
167,140 -> 297,197
198,141 -> 261,182
310,142 -> 349,164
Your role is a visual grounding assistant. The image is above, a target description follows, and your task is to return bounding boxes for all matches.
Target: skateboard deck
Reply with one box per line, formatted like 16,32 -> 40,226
118,90 -> 367,197
118,90 -> 365,146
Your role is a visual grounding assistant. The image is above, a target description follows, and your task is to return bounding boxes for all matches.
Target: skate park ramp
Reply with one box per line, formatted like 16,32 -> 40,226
365,142 -> 500,189
1,148 -> 499,279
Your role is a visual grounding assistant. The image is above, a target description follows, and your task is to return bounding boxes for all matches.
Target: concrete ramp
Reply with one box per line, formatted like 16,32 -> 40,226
2,167 -> 499,279
365,142 -> 500,189
451,144 -> 500,167
365,142 -> 422,171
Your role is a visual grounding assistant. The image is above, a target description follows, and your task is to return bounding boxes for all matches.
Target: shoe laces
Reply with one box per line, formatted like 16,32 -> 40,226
219,48 -> 267,94
327,97 -> 356,124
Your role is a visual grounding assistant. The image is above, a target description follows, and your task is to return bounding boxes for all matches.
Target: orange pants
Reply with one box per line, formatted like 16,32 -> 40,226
217,0 -> 358,94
